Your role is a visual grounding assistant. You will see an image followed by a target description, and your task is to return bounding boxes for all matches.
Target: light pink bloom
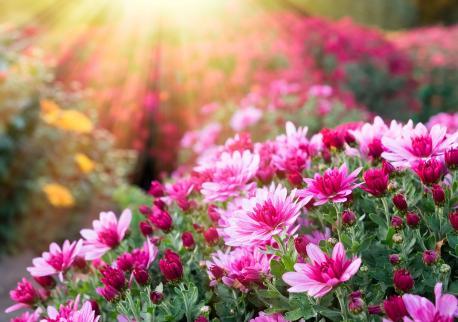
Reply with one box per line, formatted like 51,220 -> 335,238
181,122 -> 221,154
27,240 -> 83,281
272,122 -> 309,172
402,283 -> 458,322
283,242 -> 361,297
200,150 -> 260,202
250,311 -> 288,322
382,122 -> 458,168
305,228 -> 331,245
164,179 -> 195,211
427,112 -> 458,134
349,116 -> 388,159
223,183 -> 304,246
230,106 -> 262,132
207,247 -> 271,292
80,209 -> 132,260
42,296 -> 99,322
10,308 -> 41,322
299,164 -> 362,206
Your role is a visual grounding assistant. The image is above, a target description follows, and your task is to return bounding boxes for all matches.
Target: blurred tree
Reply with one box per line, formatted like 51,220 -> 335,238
414,0 -> 458,25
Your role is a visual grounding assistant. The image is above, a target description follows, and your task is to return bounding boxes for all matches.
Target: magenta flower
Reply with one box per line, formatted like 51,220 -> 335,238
199,150 -> 259,202
350,116 -> 388,159
250,312 -> 288,322
10,308 -> 41,322
299,164 -> 361,206
402,283 -> 458,322
27,239 -> 83,281
80,209 -> 132,260
223,183 -> 303,246
207,247 -> 271,292
5,278 -> 42,313
230,106 -> 262,132
382,123 -> 457,168
283,242 -> 361,297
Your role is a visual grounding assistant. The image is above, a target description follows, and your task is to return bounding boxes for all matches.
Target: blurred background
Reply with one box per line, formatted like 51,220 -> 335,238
0,1 -> 458,306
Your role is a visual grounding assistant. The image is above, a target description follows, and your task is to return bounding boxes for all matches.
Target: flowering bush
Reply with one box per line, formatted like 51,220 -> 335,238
0,29 -> 133,252
5,111 -> 458,321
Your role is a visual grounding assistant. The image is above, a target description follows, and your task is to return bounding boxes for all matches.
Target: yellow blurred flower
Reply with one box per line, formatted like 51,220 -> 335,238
75,153 -> 95,173
40,99 -> 93,134
40,99 -> 61,114
42,183 -> 75,208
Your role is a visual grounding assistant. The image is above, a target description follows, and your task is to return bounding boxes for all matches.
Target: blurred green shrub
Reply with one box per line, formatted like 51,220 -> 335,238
0,29 -> 135,253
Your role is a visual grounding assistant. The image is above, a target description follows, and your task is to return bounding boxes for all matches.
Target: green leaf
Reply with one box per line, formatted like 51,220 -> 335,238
270,259 -> 286,278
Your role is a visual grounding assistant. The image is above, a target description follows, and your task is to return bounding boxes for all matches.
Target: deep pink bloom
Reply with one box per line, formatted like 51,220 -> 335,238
80,209 -> 132,260
148,180 -> 164,197
283,242 -> 361,297
422,250 -> 438,266
33,275 -> 56,289
207,247 -> 270,292
406,212 -> 421,228
382,123 -> 457,168
139,220 -> 154,236
402,283 -> 458,322
5,278 -> 41,313
412,158 -> 446,185
431,184 -> 445,205
393,268 -> 414,292
159,249 -> 183,282
299,164 -> 361,206
445,147 -> 458,169
150,291 -> 164,304
294,236 -> 309,258
149,207 -> 173,232
203,227 -> 219,245
199,150 -> 259,202
383,295 -> 408,322
223,183 -> 303,246
96,285 -> 119,302
100,266 -> 126,291
321,128 -> 345,150
194,316 -> 209,322
249,312 -> 288,322
361,168 -> 389,197
164,179 -> 195,211
27,240 -> 83,281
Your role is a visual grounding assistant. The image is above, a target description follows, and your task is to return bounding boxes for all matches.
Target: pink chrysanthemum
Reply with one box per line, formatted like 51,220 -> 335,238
250,312 -> 288,322
27,240 -> 83,281
283,242 -> 361,297
206,247 -> 271,292
223,183 -> 304,246
43,296 -> 100,322
427,112 -> 458,134
402,283 -> 458,322
80,209 -> 132,260
349,116 -> 388,159
230,106 -> 262,132
10,308 -> 41,322
164,179 -> 195,211
199,150 -> 260,202
382,123 -> 458,168
299,164 -> 361,206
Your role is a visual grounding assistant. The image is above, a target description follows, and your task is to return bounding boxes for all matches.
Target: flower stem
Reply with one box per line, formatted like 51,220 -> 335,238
335,288 -> 348,321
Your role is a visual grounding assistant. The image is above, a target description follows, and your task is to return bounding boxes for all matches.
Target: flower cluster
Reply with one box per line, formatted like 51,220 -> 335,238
5,114 -> 458,321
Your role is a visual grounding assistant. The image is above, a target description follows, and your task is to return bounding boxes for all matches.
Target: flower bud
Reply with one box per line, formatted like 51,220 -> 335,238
154,198 -> 167,210
382,160 -> 395,176
321,128 -> 344,150
392,194 -> 407,212
342,210 -> 356,226
393,269 -> 414,293
431,184 -> 445,206
149,208 -> 173,232
294,235 -> 309,257
139,221 -> 154,236
203,227 -> 219,245
182,232 -> 195,250
360,265 -> 368,272
134,268 -> 149,286
72,256 -> 87,270
422,250 -> 438,266
33,275 -> 56,289
139,205 -> 152,216
159,249 -> 183,282
89,299 -> 100,316
150,291 -> 164,304
194,316 -> 209,322
413,158 -> 445,185
207,204 -> 220,222
344,131 -> 356,146
406,212 -> 420,228
96,285 -> 119,302
440,263 -> 451,274
391,216 -> 403,230
392,233 -> 403,244
361,168 -> 389,197
327,237 -> 338,245
348,291 -> 364,314
388,254 -> 401,265
383,295 -> 408,322
209,265 -> 225,280
148,180 -> 164,197
367,304 -> 382,315
445,147 -> 458,169
449,210 -> 458,231
100,266 -> 126,291
367,138 -> 383,159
